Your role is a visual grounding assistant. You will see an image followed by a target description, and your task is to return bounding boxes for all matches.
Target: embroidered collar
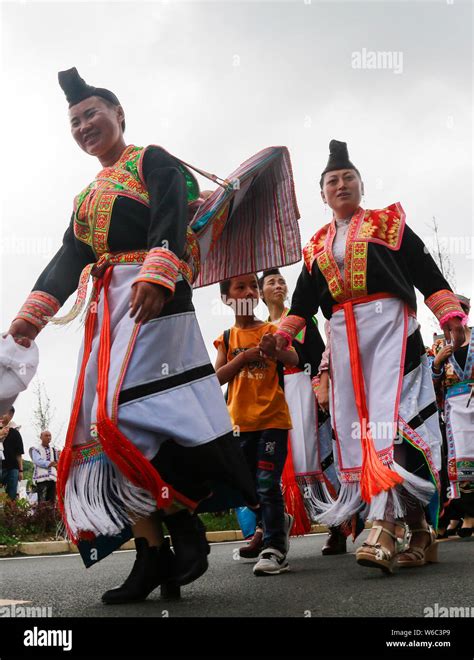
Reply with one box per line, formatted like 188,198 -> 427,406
73,145 -> 148,255
302,202 -> 406,303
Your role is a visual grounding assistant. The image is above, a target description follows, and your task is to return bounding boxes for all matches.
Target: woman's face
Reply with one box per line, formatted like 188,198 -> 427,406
0,411 -> 12,427
262,274 -> 288,306
69,96 -> 124,158
321,168 -> 363,217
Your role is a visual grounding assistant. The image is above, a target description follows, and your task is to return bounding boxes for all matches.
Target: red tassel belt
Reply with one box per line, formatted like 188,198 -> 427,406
56,262 -> 197,540
332,293 -> 403,502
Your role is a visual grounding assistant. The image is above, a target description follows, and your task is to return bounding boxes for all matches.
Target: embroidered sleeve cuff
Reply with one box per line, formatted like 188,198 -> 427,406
274,329 -> 293,349
425,290 -> 468,328
439,310 -> 469,328
15,291 -> 61,331
133,247 -> 181,296
276,314 -> 306,340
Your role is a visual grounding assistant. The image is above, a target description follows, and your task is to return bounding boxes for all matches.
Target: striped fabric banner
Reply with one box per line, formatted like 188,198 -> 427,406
190,146 -> 301,288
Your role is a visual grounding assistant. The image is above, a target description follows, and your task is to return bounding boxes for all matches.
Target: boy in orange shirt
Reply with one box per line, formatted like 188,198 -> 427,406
214,273 -> 297,575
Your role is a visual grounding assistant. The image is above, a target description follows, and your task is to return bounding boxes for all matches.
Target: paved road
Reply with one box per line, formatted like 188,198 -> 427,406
2,532 -> 473,618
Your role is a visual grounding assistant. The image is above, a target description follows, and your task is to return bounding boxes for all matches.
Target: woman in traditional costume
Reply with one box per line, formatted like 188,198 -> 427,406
431,295 -> 474,537
265,140 -> 467,573
6,68 -> 301,602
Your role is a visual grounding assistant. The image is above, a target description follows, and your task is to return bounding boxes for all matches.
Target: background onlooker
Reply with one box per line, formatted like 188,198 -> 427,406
0,407 -> 24,500
29,430 -> 59,504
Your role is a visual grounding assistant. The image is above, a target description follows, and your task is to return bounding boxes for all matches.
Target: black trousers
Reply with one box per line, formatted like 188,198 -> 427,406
37,480 -> 56,503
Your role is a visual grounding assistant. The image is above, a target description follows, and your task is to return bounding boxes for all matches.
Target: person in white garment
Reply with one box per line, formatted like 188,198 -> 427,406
30,431 -> 60,503
264,139 -> 467,574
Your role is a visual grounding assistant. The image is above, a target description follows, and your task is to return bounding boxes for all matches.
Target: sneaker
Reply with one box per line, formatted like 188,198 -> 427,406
239,528 -> 264,558
283,512 -> 294,554
253,547 -> 289,576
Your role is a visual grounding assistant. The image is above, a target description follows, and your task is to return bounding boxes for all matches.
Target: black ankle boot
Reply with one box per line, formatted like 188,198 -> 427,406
321,526 -> 347,555
163,511 -> 210,586
102,537 -> 179,604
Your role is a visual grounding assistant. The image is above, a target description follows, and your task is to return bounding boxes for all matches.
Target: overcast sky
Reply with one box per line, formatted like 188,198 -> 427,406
1,0 -> 472,452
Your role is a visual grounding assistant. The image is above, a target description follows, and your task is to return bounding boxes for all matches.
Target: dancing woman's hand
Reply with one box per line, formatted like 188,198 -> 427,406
5,319 -> 39,347
129,282 -> 167,324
